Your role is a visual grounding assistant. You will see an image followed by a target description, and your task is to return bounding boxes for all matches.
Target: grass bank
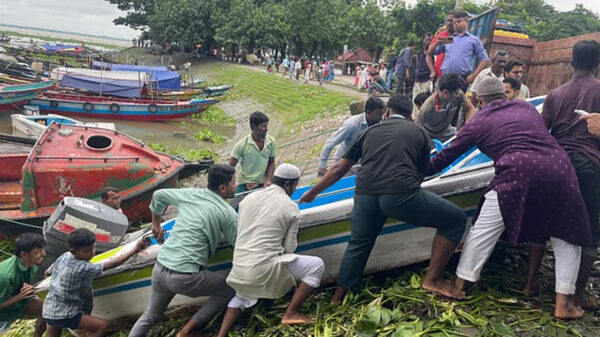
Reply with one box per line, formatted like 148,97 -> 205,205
197,63 -> 355,133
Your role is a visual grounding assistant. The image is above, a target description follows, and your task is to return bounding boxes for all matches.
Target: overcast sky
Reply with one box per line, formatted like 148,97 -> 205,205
1,0 -> 599,40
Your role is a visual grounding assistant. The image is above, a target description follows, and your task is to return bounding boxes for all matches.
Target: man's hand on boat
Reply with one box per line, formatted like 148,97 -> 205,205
300,159 -> 355,204
151,213 -> 167,244
134,238 -> 149,253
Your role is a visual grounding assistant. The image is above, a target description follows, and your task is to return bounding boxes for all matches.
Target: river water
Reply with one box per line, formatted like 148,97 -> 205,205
0,107 -> 235,151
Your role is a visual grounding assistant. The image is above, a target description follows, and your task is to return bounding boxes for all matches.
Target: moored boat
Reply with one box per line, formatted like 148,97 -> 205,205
30,91 -> 217,121
0,80 -> 55,111
11,112 -> 115,138
0,123 -> 185,237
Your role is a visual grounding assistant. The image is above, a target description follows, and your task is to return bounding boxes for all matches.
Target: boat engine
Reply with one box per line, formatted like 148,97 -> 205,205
40,197 -> 129,276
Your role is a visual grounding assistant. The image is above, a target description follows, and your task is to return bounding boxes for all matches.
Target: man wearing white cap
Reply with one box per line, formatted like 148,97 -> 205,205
216,164 -> 325,336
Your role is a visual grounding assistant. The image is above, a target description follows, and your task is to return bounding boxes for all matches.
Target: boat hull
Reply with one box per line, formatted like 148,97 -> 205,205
31,98 -> 208,121
0,80 -> 56,112
36,178 -> 486,322
10,114 -> 115,138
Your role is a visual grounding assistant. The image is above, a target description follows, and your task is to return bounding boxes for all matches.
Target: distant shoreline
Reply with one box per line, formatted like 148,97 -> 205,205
0,23 -> 132,47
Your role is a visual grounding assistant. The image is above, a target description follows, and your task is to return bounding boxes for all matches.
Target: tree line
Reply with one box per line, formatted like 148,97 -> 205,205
107,0 -> 600,60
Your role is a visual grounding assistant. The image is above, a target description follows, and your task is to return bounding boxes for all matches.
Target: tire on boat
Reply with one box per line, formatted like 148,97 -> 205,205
83,102 -> 94,112
148,103 -> 158,113
49,100 -> 58,108
109,103 -> 120,114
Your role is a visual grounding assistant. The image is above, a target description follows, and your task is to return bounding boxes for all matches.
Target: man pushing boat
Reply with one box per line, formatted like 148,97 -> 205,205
300,95 -> 467,301
215,164 -> 325,336
129,164 -> 238,337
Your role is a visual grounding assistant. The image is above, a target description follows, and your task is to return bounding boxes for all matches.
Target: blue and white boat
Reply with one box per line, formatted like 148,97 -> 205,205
11,112 -> 115,138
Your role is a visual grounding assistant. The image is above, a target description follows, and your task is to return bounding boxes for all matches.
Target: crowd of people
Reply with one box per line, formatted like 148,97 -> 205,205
0,10 -> 599,337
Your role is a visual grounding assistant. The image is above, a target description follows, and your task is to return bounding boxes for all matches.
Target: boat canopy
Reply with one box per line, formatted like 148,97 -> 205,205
91,62 -> 180,90
51,68 -> 149,98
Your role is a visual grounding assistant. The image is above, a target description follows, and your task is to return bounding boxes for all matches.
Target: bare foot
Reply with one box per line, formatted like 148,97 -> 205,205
281,312 -> 315,325
455,278 -> 467,292
423,279 -> 466,299
555,302 -> 584,320
522,283 -> 539,296
330,286 -> 347,304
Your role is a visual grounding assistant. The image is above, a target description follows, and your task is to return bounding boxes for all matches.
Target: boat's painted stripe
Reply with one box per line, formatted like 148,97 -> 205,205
32,103 -> 203,116
91,209 -> 477,298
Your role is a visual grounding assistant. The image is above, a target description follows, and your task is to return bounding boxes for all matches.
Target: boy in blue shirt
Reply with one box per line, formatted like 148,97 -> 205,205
43,228 -> 145,337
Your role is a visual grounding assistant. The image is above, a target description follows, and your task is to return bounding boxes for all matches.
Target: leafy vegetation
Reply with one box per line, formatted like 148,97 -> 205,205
194,128 -> 227,144
191,105 -> 236,124
148,143 -> 217,160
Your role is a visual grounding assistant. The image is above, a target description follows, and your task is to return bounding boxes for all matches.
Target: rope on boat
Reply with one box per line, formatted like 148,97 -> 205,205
0,217 -> 43,231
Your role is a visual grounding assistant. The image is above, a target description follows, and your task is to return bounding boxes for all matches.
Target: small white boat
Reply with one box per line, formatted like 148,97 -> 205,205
10,112 -> 115,138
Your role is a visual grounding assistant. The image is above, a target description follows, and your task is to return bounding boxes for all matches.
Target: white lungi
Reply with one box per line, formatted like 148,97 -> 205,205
228,255 -> 325,310
456,190 -> 581,295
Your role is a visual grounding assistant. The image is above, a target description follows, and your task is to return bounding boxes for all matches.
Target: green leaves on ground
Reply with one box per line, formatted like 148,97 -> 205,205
194,128 -> 226,144
191,105 -> 235,124
148,143 -> 217,160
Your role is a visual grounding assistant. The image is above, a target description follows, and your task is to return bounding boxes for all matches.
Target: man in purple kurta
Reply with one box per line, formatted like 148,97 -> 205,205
527,40 -> 600,309
429,77 -> 591,319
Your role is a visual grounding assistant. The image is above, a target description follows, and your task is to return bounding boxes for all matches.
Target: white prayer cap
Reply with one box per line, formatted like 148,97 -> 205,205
274,163 -> 301,179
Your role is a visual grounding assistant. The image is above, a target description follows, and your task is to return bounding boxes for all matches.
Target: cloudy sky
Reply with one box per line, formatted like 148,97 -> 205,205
1,0 -> 599,40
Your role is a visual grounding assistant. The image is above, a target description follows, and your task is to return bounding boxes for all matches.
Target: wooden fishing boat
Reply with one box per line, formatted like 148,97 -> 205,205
0,123 -> 185,237
11,113 -> 115,138
30,91 -> 217,121
0,80 -> 55,111
202,84 -> 233,97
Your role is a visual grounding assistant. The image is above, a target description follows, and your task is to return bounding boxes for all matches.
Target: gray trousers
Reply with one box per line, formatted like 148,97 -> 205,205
128,263 -> 235,337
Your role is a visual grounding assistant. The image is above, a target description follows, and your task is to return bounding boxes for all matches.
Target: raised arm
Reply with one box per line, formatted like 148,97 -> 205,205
300,158 -> 355,203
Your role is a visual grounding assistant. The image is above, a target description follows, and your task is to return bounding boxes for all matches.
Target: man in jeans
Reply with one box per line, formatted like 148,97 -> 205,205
394,42 -> 415,95
301,95 -> 467,302
129,164 -> 238,337
385,51 -> 397,90
527,40 -> 600,310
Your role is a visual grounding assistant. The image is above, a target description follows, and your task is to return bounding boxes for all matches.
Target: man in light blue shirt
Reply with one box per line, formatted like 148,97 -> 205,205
429,11 -> 489,84
317,97 -> 386,177
129,164 -> 238,337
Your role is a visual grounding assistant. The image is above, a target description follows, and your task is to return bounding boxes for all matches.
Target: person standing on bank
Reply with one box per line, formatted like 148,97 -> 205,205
229,111 -> 276,193
526,40 -> 600,310
216,164 -> 325,336
428,11 -> 489,84
429,77 -> 591,320
129,164 -> 238,337
300,95 -> 467,302
317,97 -> 386,177
0,233 -> 47,337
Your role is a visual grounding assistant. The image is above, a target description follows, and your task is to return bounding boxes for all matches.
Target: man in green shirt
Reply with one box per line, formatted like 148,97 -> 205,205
129,164 -> 238,337
0,233 -> 47,337
229,111 -> 276,193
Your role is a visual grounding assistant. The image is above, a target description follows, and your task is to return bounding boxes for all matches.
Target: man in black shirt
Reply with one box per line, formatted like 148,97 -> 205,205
300,95 -> 467,302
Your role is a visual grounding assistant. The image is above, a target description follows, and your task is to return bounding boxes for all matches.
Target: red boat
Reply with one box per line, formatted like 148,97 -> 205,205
0,123 -> 184,237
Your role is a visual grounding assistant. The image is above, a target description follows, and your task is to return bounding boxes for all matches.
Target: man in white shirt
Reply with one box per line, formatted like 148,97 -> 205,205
216,164 -> 325,336
469,50 -> 508,105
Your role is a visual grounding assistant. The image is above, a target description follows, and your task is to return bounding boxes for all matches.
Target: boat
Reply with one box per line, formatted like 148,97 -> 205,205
34,145 -> 492,322
0,80 -> 55,111
30,91 -> 217,121
33,97 -> 544,321
11,111 -> 115,139
0,123 -> 185,237
201,84 -> 233,97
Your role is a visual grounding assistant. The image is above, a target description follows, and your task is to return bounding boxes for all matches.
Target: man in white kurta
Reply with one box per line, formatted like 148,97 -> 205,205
216,164 -> 325,337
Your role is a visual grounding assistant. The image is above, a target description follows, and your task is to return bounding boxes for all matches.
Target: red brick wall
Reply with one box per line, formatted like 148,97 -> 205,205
527,32 -> 600,96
